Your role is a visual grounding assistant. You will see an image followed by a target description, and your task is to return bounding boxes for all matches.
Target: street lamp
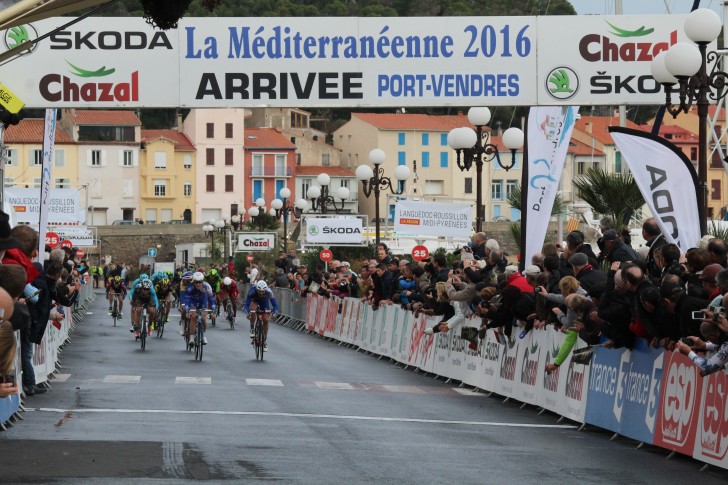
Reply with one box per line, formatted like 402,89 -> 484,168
248,197 -> 267,231
447,107 -> 524,233
306,173 -> 350,213
356,149 -> 411,246
650,8 -> 725,236
271,187 -> 308,251
203,216 -> 241,262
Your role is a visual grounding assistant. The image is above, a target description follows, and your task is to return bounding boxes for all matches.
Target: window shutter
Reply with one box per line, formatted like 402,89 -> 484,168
101,150 -> 108,167
118,149 -> 124,166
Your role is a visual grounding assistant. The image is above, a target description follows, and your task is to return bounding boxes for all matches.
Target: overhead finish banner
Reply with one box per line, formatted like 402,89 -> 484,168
394,200 -> 472,239
4,187 -> 84,226
609,127 -> 701,250
522,106 -> 578,266
306,217 -> 363,244
0,15 -> 698,108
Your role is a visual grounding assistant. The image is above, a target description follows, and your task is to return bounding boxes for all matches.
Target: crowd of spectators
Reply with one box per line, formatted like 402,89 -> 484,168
0,210 -> 82,399
282,218 -> 727,376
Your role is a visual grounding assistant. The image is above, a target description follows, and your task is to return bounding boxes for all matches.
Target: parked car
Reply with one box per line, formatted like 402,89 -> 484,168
112,220 -> 140,225
165,219 -> 191,224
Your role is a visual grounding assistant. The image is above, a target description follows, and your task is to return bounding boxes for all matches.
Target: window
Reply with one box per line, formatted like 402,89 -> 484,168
30,149 -> 42,166
615,152 -> 622,173
225,175 -> 234,192
440,133 -> 448,146
506,180 -> 518,199
276,179 -> 285,198
301,178 -> 311,198
55,178 -> 70,189
183,155 -> 192,169
422,133 -> 429,146
340,179 -> 349,189
122,150 -> 134,167
145,209 -> 157,224
712,180 -> 721,200
252,179 -> 262,201
54,149 -> 65,167
422,152 -> 430,168
398,133 -> 405,146
161,208 -> 173,223
691,147 -> 698,160
398,151 -> 406,166
491,180 -> 503,200
153,179 -> 167,196
91,149 -> 102,166
3,148 -> 17,166
206,123 -> 214,138
225,148 -> 233,165
206,148 -> 214,165
154,151 -> 167,169
225,123 -> 233,138
78,126 -> 134,142
296,153 -> 301,166
275,154 -> 287,176
206,175 -> 214,192
252,154 -> 264,176
33,177 -> 42,188
464,178 -> 473,194
4,177 -> 14,187
577,161 -> 586,175
322,153 -> 330,166
440,152 -> 447,168
424,180 -> 443,195
711,150 -> 723,169
184,182 -> 192,197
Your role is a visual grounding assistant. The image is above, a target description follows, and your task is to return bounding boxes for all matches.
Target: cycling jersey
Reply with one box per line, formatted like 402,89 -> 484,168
155,284 -> 175,298
107,282 -> 127,296
130,286 -> 159,307
206,272 -> 222,293
244,287 -> 279,314
219,280 -> 240,299
182,281 -> 215,310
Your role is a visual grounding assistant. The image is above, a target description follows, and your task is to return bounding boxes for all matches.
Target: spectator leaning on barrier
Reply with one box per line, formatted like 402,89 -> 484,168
700,263 -> 723,301
643,218 -> 667,280
567,252 -> 607,293
707,237 -> 728,267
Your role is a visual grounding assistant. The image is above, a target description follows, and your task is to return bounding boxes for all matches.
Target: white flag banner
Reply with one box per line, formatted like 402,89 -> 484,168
38,109 -> 57,256
306,217 -> 363,244
610,127 -> 701,250
394,200 -> 472,238
522,106 -> 578,266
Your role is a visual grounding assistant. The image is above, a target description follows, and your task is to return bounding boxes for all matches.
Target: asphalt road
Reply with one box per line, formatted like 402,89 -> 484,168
1,290 -> 727,484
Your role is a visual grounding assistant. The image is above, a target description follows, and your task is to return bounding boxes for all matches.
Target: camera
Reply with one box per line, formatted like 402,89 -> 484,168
681,337 -> 695,346
710,306 -> 725,322
692,311 -> 706,320
534,286 -> 542,293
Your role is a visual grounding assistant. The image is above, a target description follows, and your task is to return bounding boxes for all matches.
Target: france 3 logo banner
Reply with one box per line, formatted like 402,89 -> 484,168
609,127 -> 701,251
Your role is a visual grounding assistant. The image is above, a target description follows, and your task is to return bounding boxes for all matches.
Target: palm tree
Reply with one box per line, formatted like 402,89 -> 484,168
571,167 -> 645,234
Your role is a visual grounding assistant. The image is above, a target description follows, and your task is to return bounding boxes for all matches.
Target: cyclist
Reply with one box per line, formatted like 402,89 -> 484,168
244,280 -> 279,352
154,277 -> 176,326
129,279 -> 158,337
129,273 -> 151,296
205,268 -> 222,324
151,270 -> 168,286
181,271 -> 214,346
218,276 -> 240,318
106,276 -> 127,316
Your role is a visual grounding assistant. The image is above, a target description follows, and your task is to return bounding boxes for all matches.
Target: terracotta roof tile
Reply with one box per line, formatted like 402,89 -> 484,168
141,129 -> 195,151
296,166 -> 356,177
3,119 -> 74,144
64,109 -> 141,126
574,115 -> 641,145
244,128 -> 296,149
568,138 -> 605,156
352,112 -> 475,131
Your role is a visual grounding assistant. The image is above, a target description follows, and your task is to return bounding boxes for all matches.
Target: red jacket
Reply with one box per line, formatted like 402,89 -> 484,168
506,272 -> 534,293
2,248 -> 40,284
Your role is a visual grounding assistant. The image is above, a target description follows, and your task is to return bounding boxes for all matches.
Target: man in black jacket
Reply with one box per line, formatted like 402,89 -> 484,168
594,262 -> 635,348
643,218 -> 666,279
601,229 -> 641,265
567,252 -> 607,292
661,277 -> 709,339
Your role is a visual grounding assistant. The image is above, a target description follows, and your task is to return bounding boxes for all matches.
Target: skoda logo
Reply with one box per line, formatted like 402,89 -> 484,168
4,24 -> 38,55
308,226 -> 319,236
546,66 -> 579,100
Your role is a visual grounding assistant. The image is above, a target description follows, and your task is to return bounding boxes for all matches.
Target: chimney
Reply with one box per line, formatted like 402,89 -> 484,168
176,112 -> 184,132
585,122 -> 592,134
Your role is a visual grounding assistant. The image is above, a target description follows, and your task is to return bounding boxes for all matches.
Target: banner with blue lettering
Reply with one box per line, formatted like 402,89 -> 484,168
585,346 -> 629,433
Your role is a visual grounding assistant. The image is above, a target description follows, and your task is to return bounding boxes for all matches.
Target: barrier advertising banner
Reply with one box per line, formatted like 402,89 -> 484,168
235,232 -> 276,252
394,200 -> 472,238
4,188 -> 83,226
306,217 -> 363,244
692,369 -> 728,468
1,15 -> 697,108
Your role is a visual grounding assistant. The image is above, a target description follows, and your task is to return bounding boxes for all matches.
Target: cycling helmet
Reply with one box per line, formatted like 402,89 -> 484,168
114,276 -> 121,282
192,271 -> 205,282
141,279 -> 152,289
223,277 -> 232,286
211,269 -> 218,276
181,271 -> 194,279
255,280 -> 268,291
140,274 -> 149,280
161,278 -> 169,285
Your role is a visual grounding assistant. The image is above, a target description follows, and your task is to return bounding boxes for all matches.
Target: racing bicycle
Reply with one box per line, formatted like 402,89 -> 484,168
250,308 -> 268,361
193,309 -> 211,362
109,293 -> 120,327
224,297 -> 235,329
138,306 -> 148,351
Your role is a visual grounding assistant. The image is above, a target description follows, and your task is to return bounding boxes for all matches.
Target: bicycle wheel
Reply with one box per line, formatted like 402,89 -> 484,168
140,313 -> 147,351
184,317 -> 191,351
255,320 -> 264,361
157,303 -> 165,338
112,298 -> 118,327
195,321 -> 203,361
227,303 -> 234,329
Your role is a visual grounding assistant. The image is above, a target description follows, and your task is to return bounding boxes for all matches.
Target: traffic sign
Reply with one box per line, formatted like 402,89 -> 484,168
246,254 -> 254,263
76,249 -> 85,258
45,232 -> 60,248
320,249 -> 333,262
411,245 -> 429,262
148,248 -> 157,258
59,240 -> 72,249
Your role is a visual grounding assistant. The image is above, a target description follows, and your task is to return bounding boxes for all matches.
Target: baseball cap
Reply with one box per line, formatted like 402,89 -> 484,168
602,229 -> 619,242
523,265 -> 542,276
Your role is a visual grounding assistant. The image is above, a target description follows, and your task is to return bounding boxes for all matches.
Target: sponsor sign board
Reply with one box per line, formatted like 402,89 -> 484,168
4,188 -> 84,226
306,218 -> 363,244
235,232 -> 275,252
394,200 -> 472,238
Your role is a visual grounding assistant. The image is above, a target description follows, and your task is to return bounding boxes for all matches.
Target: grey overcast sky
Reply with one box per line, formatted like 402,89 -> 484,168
570,0 -> 723,18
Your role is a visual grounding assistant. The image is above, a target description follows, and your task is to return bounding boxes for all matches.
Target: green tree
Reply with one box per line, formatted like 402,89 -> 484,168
506,183 -> 565,216
243,213 -> 281,232
571,167 -> 645,234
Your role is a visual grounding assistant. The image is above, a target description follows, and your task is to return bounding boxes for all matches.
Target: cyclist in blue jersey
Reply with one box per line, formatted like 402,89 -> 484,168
244,280 -> 279,351
182,271 -> 215,346
129,279 -> 158,337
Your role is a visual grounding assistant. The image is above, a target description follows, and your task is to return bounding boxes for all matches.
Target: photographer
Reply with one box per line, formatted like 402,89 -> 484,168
677,303 -> 728,376
424,267 -> 479,337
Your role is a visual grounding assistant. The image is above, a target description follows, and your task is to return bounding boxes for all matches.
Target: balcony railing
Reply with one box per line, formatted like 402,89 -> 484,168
249,167 -> 293,177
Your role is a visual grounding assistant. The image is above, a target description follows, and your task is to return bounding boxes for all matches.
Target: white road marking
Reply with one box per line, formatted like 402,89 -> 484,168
452,388 -> 485,396
246,378 -> 283,386
28,407 -> 576,429
175,377 -> 211,385
382,385 -> 426,394
315,381 -> 355,390
53,374 -> 71,382
103,375 -> 141,383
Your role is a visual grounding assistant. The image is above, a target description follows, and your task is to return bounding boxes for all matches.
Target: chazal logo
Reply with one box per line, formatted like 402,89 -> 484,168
520,340 -> 540,387
308,225 -> 319,236
3,24 -> 38,55
606,22 -> 655,37
546,67 -> 578,100
39,62 -> 138,102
